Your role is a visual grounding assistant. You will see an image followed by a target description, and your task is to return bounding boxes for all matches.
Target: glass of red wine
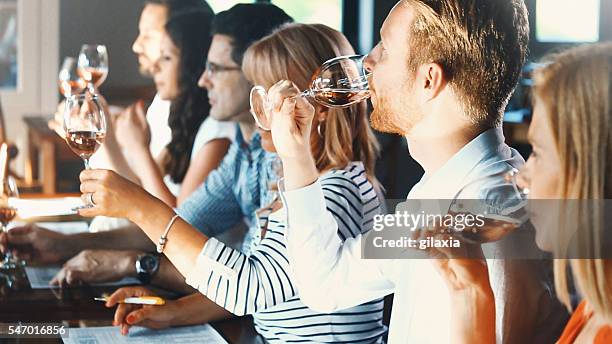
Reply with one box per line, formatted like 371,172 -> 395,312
0,176 -> 19,272
77,44 -> 109,93
250,55 -> 370,131
58,57 -> 86,98
63,93 -> 106,170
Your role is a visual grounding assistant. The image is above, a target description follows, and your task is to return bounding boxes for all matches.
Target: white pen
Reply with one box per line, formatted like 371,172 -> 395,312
94,296 -> 166,305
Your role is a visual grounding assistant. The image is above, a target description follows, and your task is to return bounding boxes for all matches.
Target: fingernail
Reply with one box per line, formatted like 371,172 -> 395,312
126,315 -> 135,324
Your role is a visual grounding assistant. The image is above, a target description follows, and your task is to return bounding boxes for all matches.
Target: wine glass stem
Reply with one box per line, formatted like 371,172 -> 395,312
0,224 -> 11,263
288,90 -> 311,102
83,158 -> 91,170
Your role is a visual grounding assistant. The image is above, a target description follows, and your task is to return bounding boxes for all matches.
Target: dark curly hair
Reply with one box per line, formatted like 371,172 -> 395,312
163,10 -> 213,183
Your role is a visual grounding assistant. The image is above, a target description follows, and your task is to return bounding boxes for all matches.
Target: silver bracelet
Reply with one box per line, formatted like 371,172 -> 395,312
157,214 -> 180,254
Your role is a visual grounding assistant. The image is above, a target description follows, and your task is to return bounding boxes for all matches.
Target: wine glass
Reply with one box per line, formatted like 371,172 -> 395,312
58,57 -> 86,98
0,176 -> 19,272
250,55 -> 370,130
77,44 -> 109,92
445,167 -> 530,244
63,94 -> 107,170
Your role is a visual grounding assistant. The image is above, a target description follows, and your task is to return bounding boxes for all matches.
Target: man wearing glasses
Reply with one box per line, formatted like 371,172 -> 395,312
0,4 -> 293,293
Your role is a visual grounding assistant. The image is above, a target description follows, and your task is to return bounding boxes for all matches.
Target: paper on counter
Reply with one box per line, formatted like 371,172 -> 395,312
10,197 -> 84,218
62,324 -> 228,344
25,266 -> 140,289
36,221 -> 90,234
8,220 -> 90,235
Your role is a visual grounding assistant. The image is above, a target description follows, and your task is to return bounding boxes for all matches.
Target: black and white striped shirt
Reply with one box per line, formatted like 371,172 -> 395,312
186,162 -> 386,343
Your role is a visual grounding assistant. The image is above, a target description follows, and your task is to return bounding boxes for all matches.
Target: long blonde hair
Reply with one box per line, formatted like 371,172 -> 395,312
534,42 -> 612,321
242,23 -> 379,178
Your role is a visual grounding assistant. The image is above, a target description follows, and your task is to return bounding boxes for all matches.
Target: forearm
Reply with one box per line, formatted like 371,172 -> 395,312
130,149 -> 177,207
450,287 -> 496,344
171,293 -> 233,326
280,154 -> 318,191
152,256 -> 196,295
130,197 -> 207,280
66,226 -> 153,258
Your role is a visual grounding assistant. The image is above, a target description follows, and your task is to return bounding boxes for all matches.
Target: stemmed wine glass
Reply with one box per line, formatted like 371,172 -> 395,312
250,55 -> 370,130
445,167 -> 530,244
58,57 -> 86,98
0,176 -> 19,272
63,94 -> 107,170
77,44 -> 109,93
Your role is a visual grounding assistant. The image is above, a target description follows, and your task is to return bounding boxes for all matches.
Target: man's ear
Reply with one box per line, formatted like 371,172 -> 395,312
419,62 -> 446,101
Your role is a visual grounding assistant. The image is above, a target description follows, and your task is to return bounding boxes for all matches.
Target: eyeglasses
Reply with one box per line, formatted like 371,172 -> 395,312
205,61 -> 241,77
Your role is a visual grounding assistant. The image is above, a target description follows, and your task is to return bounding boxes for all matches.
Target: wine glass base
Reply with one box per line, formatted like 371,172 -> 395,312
0,259 -> 19,272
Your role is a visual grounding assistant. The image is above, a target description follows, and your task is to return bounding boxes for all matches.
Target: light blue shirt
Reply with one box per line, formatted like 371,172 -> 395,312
177,126 -> 278,254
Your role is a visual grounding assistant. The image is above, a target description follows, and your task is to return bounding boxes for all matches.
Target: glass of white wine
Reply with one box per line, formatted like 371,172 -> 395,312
77,44 -> 109,92
63,94 -> 107,170
446,168 -> 530,244
0,176 -> 19,272
250,55 -> 370,131
58,57 -> 86,98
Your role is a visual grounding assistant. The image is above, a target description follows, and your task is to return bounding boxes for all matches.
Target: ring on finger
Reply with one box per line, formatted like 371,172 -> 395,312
88,192 -> 96,206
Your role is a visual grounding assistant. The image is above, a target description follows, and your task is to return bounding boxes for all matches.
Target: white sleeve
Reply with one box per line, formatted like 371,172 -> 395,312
191,117 -> 237,157
281,180 -> 395,312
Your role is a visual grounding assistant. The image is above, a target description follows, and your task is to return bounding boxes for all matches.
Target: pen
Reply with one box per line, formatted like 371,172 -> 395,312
94,296 -> 166,305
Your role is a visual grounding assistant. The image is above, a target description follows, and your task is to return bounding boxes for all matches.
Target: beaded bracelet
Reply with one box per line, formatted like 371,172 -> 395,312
157,214 -> 180,254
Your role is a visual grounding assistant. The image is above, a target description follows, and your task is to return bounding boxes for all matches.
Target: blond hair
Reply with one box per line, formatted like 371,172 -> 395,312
402,0 -> 529,127
534,42 -> 612,321
242,23 -> 379,178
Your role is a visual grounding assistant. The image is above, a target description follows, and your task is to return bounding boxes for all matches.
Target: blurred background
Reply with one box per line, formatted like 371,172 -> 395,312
0,0 -> 610,197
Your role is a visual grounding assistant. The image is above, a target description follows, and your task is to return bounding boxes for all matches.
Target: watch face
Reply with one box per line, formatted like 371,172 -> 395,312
139,255 -> 159,273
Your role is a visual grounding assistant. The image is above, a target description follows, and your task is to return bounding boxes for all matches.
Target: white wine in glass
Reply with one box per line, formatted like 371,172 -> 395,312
63,94 -> 107,170
58,57 -> 86,98
77,44 -> 109,92
446,168 -> 530,244
250,55 -> 370,131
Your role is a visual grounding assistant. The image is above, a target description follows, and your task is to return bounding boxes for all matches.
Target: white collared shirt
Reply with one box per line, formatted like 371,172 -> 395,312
282,128 -> 566,343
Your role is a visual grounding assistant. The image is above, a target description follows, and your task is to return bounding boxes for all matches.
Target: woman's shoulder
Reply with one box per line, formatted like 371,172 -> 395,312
321,162 -> 369,187
320,162 -> 374,199
557,301 -> 612,344
194,117 -> 237,147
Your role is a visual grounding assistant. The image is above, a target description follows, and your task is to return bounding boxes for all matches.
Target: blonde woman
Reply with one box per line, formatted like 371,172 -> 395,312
72,23 -> 387,342
432,43 -> 612,343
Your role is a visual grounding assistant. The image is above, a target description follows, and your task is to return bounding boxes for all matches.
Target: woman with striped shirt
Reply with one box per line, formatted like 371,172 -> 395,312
85,23 -> 388,342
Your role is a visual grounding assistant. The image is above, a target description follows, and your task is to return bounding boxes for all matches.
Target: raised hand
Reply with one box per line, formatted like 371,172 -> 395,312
77,169 -> 154,220
114,100 -> 151,156
267,80 -> 316,162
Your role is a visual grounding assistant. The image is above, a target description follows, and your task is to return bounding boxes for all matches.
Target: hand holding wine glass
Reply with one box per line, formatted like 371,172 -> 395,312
78,44 -> 109,92
63,94 -> 107,171
250,55 -> 370,131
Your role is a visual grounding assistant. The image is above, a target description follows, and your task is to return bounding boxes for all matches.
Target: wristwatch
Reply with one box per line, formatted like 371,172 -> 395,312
135,253 -> 160,284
